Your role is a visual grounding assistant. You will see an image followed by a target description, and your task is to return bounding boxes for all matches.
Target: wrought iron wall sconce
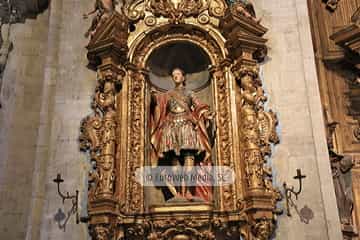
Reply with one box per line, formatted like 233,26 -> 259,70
53,173 -> 79,224
283,169 -> 306,216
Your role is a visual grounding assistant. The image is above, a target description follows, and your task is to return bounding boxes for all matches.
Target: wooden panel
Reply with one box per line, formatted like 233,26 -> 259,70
308,0 -> 360,60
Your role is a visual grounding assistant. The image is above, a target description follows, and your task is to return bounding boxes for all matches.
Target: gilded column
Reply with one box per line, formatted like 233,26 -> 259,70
80,12 -> 129,239
236,65 -> 265,191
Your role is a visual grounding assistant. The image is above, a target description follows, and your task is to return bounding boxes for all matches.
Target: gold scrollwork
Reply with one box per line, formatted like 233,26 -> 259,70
126,69 -> 146,213
144,15 -> 157,26
124,0 -> 226,23
82,3 -> 281,240
197,13 -> 210,24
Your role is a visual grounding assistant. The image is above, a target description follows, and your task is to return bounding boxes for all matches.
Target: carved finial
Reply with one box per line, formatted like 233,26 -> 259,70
83,0 -> 118,38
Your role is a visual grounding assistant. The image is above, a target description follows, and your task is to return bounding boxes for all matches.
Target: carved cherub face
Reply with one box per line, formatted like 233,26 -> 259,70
172,68 -> 185,85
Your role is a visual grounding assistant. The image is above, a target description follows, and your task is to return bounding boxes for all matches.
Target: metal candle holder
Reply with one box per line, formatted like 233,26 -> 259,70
53,173 -> 79,224
283,168 -> 306,216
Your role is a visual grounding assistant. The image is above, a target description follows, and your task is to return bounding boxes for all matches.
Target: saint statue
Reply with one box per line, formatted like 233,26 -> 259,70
150,68 -> 215,202
83,0 -> 117,38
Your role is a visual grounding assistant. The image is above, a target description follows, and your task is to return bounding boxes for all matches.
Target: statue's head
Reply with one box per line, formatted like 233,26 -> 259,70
171,68 -> 186,86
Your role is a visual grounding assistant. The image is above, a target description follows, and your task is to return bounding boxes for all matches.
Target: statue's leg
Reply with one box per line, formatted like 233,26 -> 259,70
171,156 -> 182,197
182,153 -> 195,200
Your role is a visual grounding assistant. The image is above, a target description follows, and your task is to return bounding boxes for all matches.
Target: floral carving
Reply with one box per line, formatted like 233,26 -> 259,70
251,219 -> 274,240
125,0 -> 226,23
211,65 -> 236,210
126,69 -> 145,213
148,0 -> 177,19
80,64 -> 126,201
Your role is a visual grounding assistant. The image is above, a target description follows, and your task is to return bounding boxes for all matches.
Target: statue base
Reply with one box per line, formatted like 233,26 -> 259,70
149,202 -> 213,213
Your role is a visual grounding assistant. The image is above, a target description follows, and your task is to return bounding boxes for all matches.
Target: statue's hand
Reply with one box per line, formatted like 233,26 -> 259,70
150,87 -> 159,96
204,111 -> 215,120
83,13 -> 89,19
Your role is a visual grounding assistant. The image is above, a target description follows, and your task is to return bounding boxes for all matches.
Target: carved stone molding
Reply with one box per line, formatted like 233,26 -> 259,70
81,1 -> 280,239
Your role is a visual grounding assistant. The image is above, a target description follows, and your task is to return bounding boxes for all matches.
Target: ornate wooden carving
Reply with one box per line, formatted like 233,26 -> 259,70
324,111 -> 358,239
330,7 -> 360,69
81,1 -> 280,239
309,2 -> 360,239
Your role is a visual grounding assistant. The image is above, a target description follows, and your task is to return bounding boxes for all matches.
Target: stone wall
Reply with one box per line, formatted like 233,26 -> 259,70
25,0 -> 95,239
0,9 -> 50,240
0,0 -> 343,240
255,0 -> 342,239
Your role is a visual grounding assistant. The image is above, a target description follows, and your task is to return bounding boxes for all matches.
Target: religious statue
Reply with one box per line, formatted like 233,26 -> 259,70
150,68 -> 215,202
331,154 -> 354,228
83,0 -> 117,38
324,107 -> 356,235
227,0 -> 258,22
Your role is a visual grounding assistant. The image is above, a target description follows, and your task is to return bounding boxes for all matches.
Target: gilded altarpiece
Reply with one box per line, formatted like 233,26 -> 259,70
308,1 -> 360,238
80,0 -> 281,239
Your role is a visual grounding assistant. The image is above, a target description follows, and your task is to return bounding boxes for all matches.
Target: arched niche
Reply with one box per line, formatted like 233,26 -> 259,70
146,41 -> 211,92
127,25 -> 229,210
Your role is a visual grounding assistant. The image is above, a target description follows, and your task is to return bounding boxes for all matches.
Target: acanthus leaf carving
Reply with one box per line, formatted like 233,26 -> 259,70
211,63 -> 236,210
124,0 -> 226,24
126,69 -> 145,213
81,74 -> 119,200
91,224 -> 112,240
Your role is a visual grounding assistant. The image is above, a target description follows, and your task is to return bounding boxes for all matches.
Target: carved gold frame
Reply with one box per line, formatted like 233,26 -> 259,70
81,1 -> 281,239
